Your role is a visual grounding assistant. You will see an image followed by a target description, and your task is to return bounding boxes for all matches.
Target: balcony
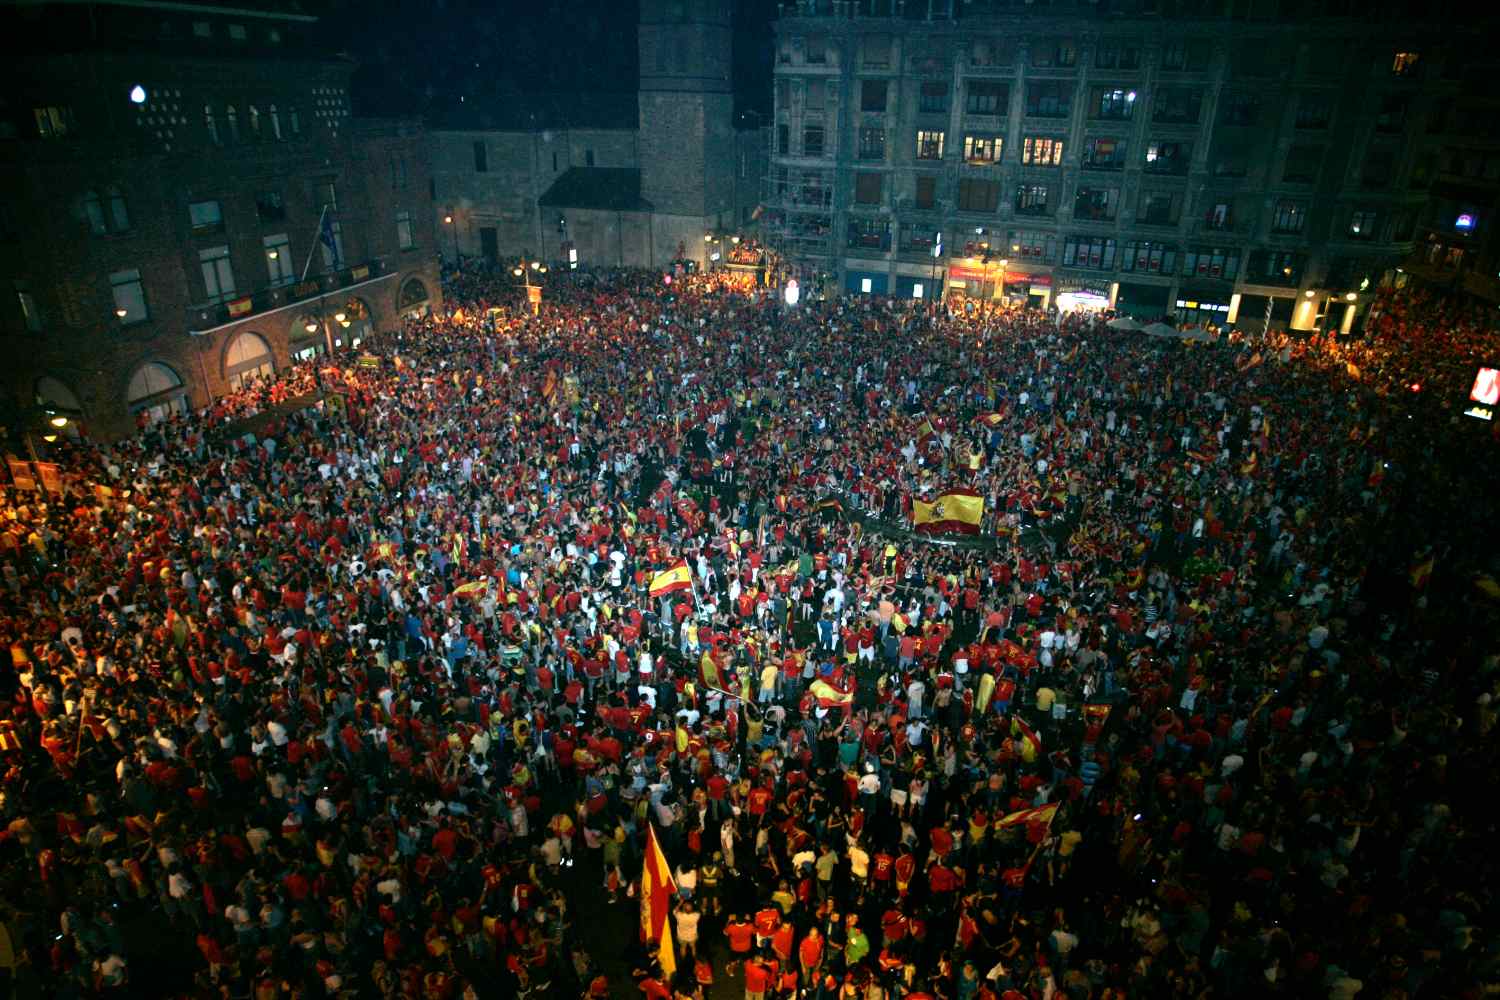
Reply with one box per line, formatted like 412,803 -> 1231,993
1193,218 -> 1247,238
896,198 -> 946,214
186,257 -> 394,333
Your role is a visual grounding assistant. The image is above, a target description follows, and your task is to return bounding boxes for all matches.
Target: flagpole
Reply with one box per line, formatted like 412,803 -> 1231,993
301,203 -> 329,283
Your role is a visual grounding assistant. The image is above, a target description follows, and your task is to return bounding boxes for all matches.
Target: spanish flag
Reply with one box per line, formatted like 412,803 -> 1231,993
640,824 -> 677,977
1409,554 -> 1434,590
1011,716 -> 1042,763
915,417 -> 937,449
1124,566 -> 1146,590
649,561 -> 693,599
1240,451 -> 1258,476
996,801 -> 1058,830
912,486 -> 984,535
541,369 -> 558,402
809,678 -> 854,710
976,412 -> 1005,429
451,579 -> 489,600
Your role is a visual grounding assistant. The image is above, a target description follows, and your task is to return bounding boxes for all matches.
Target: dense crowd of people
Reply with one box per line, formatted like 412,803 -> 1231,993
1,262 -> 1498,1000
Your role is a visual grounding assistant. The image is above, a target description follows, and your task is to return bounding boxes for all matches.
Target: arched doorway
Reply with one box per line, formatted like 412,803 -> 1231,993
225,331 -> 275,390
398,277 -> 430,318
289,314 -> 326,362
333,297 -> 372,349
126,361 -> 187,426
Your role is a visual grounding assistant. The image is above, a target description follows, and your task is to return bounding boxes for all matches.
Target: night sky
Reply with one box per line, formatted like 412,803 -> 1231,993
312,0 -> 778,125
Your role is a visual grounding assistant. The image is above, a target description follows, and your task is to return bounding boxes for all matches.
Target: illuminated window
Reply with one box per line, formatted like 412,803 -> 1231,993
916,129 -> 945,160
1021,136 -> 1064,166
1391,51 -> 1420,77
963,135 -> 1002,163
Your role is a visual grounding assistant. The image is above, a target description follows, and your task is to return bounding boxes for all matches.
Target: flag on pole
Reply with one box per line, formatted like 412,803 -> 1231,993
649,561 -> 693,599
319,209 -> 341,267
641,824 -> 677,977
911,486 -> 984,535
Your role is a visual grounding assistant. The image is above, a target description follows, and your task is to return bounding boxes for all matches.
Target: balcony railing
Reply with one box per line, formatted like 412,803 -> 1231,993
186,257 -> 392,332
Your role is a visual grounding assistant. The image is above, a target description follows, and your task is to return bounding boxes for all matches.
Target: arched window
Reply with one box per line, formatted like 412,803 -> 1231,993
269,104 -> 281,140
126,361 -> 187,425
205,104 -> 219,145
226,105 -> 239,143
398,278 -> 429,308
289,107 -> 300,134
225,331 -> 275,390
248,105 -> 260,137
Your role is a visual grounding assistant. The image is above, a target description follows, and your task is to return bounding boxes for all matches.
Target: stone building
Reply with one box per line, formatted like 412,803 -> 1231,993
768,0 -> 1484,331
0,0 -> 441,441
430,0 -> 767,271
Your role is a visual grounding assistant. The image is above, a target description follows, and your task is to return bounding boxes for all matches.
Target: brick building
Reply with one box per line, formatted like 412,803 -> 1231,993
0,0 -> 441,441
430,0 -> 767,271
768,0 -> 1483,331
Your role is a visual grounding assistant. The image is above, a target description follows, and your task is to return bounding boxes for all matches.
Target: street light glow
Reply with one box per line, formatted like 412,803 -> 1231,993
130,85 -> 147,104
49,415 -> 69,428
305,321 -> 319,333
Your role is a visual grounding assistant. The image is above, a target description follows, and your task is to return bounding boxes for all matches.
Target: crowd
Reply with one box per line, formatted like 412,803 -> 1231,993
1,262 -> 1498,1000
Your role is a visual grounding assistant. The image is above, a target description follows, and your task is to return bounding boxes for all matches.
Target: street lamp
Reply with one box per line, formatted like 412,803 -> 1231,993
998,258 -> 1008,301
444,214 -> 458,262
49,415 -> 69,429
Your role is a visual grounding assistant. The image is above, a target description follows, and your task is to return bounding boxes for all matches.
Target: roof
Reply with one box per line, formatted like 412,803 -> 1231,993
539,168 -> 652,212
428,91 -> 638,132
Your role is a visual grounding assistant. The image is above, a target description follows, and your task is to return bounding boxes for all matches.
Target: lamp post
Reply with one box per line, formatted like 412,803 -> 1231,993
998,257 -> 1008,302
444,214 -> 458,264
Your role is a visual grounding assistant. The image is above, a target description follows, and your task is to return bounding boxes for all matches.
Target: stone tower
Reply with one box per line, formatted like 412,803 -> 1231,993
637,0 -> 736,265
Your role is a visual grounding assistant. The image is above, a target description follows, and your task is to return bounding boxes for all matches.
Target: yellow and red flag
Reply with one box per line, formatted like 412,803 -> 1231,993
1409,554 -> 1434,590
809,678 -> 854,710
640,823 -> 677,977
451,579 -> 489,600
1011,716 -> 1042,763
912,486 -> 984,535
996,801 -> 1059,830
541,369 -> 558,402
649,561 -> 693,599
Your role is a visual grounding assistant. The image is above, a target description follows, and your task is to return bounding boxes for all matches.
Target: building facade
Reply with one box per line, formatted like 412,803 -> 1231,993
0,0 -> 441,441
769,0 -> 1470,330
430,1 -> 767,272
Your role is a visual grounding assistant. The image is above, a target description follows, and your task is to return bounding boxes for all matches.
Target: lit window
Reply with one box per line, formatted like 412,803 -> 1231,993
199,245 -> 236,303
1391,51 -> 1420,76
1021,137 -> 1064,166
860,278 -> 873,293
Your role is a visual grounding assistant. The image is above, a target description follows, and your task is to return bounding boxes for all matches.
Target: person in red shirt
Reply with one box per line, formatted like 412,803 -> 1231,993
742,955 -> 773,1000
798,926 -> 824,976
753,905 -> 781,948
725,914 -> 755,959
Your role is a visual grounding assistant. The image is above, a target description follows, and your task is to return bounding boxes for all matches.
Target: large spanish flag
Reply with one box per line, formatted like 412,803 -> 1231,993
912,487 -> 984,535
649,561 -> 693,599
640,824 -> 677,976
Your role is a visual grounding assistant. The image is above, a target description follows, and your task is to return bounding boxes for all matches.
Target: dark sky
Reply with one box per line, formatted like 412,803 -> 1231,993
313,0 -> 776,124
